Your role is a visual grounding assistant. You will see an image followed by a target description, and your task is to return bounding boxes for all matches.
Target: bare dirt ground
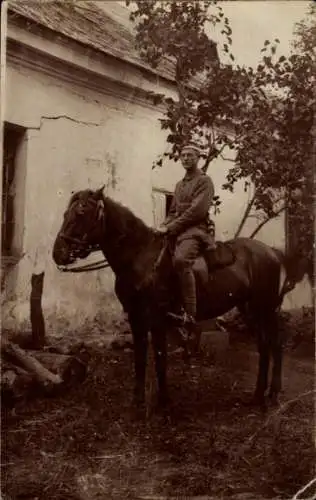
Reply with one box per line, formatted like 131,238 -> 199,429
2,317 -> 315,500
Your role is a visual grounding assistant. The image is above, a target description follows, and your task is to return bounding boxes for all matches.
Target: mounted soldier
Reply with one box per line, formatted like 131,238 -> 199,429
53,179 -> 288,408
159,141 -> 216,336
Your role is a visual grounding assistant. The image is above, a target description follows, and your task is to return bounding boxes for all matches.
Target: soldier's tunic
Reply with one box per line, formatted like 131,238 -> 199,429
164,168 -> 215,318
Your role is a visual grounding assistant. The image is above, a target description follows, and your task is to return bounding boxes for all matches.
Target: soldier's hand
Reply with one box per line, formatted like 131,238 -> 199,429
158,224 -> 169,234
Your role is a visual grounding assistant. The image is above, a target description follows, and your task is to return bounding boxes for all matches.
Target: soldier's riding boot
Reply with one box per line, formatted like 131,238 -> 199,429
179,266 -> 196,322
178,267 -> 201,356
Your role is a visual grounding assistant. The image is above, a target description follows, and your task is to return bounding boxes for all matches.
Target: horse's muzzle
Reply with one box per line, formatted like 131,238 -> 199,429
52,246 -> 76,266
52,234 -> 76,265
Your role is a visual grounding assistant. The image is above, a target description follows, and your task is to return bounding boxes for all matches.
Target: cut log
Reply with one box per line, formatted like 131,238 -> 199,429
29,351 -> 87,386
1,367 -> 34,408
1,340 -> 88,407
30,272 -> 46,349
2,341 -> 62,389
2,370 -> 18,389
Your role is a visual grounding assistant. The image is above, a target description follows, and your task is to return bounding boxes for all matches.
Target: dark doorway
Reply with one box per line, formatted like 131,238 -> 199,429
2,123 -> 26,256
165,193 -> 174,216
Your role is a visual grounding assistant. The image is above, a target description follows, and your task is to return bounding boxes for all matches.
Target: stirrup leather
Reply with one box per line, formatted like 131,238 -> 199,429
167,310 -> 195,327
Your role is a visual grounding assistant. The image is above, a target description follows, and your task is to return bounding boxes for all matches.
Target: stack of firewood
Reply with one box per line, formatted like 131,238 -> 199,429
1,272 -> 88,409
1,336 -> 88,408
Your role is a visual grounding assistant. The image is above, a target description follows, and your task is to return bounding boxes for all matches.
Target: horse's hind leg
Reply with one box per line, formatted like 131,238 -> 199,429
253,315 -> 271,407
268,311 -> 283,405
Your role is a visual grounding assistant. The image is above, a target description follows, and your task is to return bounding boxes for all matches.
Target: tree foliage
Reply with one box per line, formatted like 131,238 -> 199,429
127,1 -> 315,265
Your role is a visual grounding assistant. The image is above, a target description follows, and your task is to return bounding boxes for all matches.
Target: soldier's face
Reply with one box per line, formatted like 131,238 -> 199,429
180,149 -> 199,170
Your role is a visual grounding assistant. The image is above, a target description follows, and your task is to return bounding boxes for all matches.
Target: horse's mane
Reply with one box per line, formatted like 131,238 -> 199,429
104,196 -> 152,235
68,190 -> 151,232
102,196 -> 165,281
66,189 -> 159,265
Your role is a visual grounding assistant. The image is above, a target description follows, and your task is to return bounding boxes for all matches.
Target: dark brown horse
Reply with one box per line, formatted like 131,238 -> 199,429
53,187 -> 290,408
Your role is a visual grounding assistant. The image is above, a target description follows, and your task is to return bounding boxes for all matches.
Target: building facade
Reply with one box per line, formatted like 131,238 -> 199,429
2,1 -> 312,335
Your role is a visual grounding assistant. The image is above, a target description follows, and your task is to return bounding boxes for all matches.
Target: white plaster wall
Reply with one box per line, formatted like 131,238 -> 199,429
2,59 -> 312,335
2,63 -> 169,334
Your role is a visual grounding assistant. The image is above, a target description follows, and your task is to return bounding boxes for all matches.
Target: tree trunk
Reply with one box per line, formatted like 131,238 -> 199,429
30,272 -> 46,349
249,205 -> 286,239
234,192 -> 256,238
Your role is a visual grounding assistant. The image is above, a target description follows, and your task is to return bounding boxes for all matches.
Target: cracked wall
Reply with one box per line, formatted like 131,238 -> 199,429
3,59 -> 312,335
3,63 -> 173,335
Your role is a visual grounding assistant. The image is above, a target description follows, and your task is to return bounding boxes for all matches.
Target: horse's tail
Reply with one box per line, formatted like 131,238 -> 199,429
271,247 -> 290,308
272,246 -> 310,308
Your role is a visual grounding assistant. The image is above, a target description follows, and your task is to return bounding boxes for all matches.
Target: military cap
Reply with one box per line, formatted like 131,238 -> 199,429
180,141 -> 202,155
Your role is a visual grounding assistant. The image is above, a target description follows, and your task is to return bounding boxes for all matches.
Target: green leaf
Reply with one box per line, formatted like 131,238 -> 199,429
130,0 -> 314,260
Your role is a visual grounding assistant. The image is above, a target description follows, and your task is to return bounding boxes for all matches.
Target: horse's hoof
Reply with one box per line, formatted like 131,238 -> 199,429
181,351 -> 191,365
133,393 -> 146,410
244,392 -> 267,410
131,402 -> 146,421
157,393 -> 170,409
268,392 -> 280,407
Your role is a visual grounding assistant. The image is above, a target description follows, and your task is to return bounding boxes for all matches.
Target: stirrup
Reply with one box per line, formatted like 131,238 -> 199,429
167,310 -> 196,327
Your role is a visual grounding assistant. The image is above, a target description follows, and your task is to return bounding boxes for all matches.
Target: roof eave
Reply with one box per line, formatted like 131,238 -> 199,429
7,7 -> 178,87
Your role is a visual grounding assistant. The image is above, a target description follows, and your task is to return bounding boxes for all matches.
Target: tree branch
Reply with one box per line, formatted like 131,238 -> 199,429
234,191 -> 256,238
210,125 -> 216,144
219,154 -> 236,162
177,80 -> 188,107
249,204 -> 286,239
292,477 -> 316,500
201,143 -> 226,173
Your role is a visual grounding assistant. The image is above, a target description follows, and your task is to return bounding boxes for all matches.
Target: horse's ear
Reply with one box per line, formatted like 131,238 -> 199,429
97,198 -> 105,220
94,185 -> 105,199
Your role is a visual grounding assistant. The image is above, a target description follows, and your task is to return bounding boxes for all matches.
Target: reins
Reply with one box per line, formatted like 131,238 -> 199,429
58,193 -> 109,273
57,190 -> 169,275
153,234 -> 170,271
58,260 -> 110,273
58,248 -> 110,273
59,233 -> 169,275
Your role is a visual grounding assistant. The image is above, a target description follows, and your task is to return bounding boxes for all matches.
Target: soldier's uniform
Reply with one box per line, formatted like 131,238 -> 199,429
164,167 -> 215,320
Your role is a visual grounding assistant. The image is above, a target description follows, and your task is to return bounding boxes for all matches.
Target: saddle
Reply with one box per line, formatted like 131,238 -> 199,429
140,235 -> 237,292
192,241 -> 236,282
203,241 -> 236,272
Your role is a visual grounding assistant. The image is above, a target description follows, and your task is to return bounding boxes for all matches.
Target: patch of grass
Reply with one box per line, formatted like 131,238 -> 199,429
2,342 -> 314,499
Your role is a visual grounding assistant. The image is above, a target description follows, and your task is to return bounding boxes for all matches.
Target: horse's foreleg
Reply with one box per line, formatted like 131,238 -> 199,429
268,312 -> 283,405
151,327 -> 168,407
128,311 -> 148,407
254,318 -> 270,406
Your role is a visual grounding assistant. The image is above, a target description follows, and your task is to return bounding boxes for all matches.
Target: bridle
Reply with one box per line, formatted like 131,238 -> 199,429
57,195 -> 110,273
56,192 -> 170,275
57,248 -> 109,273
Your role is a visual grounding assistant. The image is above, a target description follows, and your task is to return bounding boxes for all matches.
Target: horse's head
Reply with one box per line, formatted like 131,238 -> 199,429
53,186 -> 105,267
